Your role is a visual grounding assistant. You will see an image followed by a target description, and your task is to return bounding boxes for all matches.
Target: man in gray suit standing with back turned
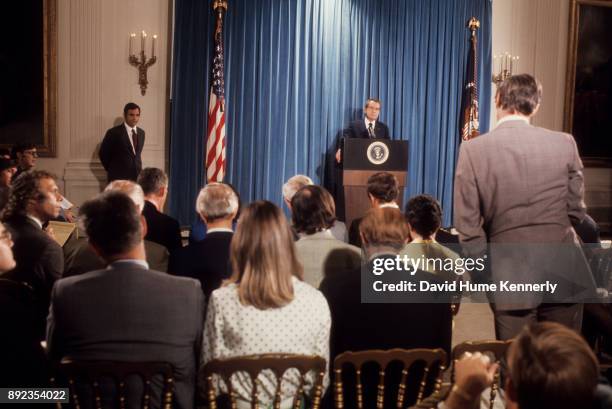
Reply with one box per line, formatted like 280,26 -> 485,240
47,191 -> 204,409
453,74 -> 588,340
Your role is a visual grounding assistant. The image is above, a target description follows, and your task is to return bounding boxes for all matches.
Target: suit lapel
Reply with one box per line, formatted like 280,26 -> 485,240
356,120 -> 368,138
374,122 -> 384,138
137,129 -> 144,155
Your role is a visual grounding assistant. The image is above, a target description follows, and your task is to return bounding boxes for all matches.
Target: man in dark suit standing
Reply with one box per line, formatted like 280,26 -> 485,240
47,191 -> 204,409
138,167 -> 182,254
336,98 -> 390,164
174,183 -> 237,300
454,74 -> 589,340
99,102 -> 145,182
1,170 -> 63,339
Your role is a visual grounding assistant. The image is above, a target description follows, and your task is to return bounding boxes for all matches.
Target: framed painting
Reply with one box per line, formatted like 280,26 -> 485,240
565,0 -> 612,166
0,0 -> 56,157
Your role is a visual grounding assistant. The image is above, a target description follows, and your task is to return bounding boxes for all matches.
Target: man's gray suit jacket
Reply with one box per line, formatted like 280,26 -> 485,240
47,262 -> 204,409
453,119 -> 593,309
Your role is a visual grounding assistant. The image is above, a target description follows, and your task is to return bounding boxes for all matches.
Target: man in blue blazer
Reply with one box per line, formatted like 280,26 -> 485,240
99,102 -> 145,182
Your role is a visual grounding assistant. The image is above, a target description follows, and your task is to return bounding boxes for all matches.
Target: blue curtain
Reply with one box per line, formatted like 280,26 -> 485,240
170,0 -> 492,226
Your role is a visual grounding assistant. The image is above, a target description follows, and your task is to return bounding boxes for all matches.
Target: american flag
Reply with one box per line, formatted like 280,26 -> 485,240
460,20 -> 480,141
206,10 -> 226,183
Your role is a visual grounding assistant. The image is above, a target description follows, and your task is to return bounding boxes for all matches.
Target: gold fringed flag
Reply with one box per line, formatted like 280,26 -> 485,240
206,0 -> 228,182
460,17 -> 480,141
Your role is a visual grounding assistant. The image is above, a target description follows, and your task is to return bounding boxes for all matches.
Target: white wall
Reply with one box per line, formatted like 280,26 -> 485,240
491,0 -> 570,131
492,0 -> 612,232
37,0 -> 171,205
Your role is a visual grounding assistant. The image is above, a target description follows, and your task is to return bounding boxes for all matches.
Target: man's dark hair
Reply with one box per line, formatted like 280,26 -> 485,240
137,167 -> 168,196
365,98 -> 382,108
367,172 -> 398,203
291,185 -> 336,235
79,191 -> 142,258
509,322 -> 598,409
11,142 -> 36,159
405,195 -> 442,239
1,170 -> 55,221
496,74 -> 542,116
123,102 -> 141,116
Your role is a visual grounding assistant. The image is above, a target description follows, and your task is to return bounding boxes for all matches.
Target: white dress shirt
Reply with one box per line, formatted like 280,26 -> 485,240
495,114 -> 529,128
202,277 -> 331,407
124,123 -> 139,154
365,118 -> 377,136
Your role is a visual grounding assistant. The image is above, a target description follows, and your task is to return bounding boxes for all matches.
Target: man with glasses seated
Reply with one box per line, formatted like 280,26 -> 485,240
10,143 -> 75,222
11,142 -> 37,180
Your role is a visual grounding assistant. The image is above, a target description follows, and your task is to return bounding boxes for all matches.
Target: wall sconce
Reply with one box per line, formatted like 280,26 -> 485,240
492,52 -> 519,86
129,31 -> 158,96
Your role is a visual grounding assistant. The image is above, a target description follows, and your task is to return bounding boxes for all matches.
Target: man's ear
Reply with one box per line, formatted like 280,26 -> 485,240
88,240 -> 105,260
530,103 -> 541,118
367,193 -> 377,207
158,186 -> 167,198
360,231 -> 368,246
140,215 -> 148,239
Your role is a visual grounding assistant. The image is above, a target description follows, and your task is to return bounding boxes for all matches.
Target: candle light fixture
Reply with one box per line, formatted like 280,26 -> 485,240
492,52 -> 519,86
129,30 -> 158,96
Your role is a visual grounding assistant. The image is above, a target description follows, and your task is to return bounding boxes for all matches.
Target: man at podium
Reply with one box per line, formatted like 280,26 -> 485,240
336,98 -> 390,163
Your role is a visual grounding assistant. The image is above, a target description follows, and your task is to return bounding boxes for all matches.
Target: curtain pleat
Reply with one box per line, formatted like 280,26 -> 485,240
170,0 -> 492,226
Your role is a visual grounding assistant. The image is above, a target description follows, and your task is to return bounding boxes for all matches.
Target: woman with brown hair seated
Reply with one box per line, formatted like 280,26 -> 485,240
320,207 -> 453,408
201,201 -> 331,408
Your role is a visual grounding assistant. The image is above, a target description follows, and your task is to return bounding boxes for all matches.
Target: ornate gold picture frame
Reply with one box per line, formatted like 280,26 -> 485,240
0,0 -> 56,157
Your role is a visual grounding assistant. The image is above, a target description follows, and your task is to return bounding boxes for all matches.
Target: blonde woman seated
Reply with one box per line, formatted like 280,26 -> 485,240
201,201 -> 331,408
400,195 -> 461,282
292,185 -> 360,288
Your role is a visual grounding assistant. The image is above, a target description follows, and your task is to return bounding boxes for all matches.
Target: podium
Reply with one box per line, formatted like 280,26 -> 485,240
341,138 -> 409,228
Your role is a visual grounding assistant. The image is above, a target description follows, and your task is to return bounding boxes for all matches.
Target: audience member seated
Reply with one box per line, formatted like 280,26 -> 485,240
320,207 -> 453,408
291,185 -> 360,287
401,195 -> 461,281
283,174 -> 348,242
138,167 -> 182,254
348,172 -> 399,247
0,221 -> 49,387
188,183 -> 240,244
174,183 -> 238,300
11,142 -> 37,180
0,156 -> 16,211
11,143 -> 75,222
441,322 -> 602,409
63,180 -> 170,276
47,191 -> 204,409
201,201 -> 331,407
1,170 -> 63,339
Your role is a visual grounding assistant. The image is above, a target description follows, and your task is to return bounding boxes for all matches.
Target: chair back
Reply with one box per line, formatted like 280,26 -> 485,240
451,340 -> 512,409
588,247 -> 612,289
57,360 -> 174,409
200,354 -> 326,409
333,348 -> 447,409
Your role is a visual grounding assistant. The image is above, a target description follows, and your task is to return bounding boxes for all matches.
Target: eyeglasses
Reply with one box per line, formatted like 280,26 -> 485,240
23,150 -> 38,157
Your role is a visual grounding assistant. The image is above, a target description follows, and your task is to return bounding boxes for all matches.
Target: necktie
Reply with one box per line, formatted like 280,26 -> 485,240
131,129 -> 138,153
368,122 -> 374,138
